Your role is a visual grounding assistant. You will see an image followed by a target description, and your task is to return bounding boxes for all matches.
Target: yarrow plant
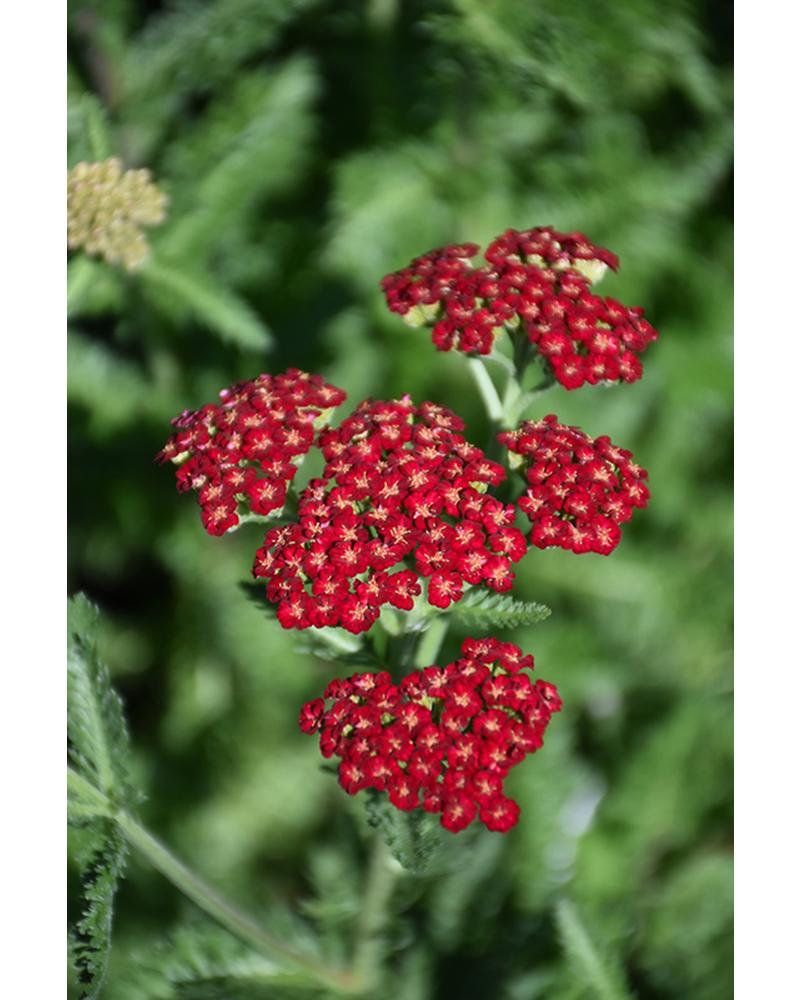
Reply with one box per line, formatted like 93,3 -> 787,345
69,218 -> 658,997
154,224 -> 656,840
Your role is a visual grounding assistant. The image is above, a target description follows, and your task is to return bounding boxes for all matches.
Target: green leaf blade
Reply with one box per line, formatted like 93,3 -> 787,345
67,595 -> 136,807
68,594 -> 140,999
70,821 -> 129,1000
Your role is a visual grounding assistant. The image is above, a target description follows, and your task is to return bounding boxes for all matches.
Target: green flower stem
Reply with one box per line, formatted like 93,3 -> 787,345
67,767 -> 113,816
482,351 -> 516,378
500,375 -> 522,427
507,374 -> 557,425
468,358 -> 504,423
394,629 -> 424,673
115,808 -> 362,993
468,335 -> 558,434
413,616 -> 449,668
511,333 -> 535,380
68,767 -> 362,994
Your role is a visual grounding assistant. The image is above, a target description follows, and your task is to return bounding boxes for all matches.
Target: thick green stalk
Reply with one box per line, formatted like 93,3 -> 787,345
67,766 -> 113,816
413,616 -> 449,668
113,809 -> 360,992
68,767 -> 361,994
467,358 -> 504,423
500,373 -> 522,425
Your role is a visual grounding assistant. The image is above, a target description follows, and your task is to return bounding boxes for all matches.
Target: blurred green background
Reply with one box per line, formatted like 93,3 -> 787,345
68,1 -> 732,997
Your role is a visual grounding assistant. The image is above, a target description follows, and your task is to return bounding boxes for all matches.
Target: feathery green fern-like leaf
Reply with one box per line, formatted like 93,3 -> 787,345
365,792 -> 481,876
127,0 -> 322,114
68,92 -> 114,165
70,820 -> 129,999
447,590 -> 551,630
68,593 -> 140,999
68,594 -> 136,809
159,59 -> 317,262
141,260 -> 273,350
555,899 -> 633,1000
114,920 -> 325,999
292,629 -> 379,668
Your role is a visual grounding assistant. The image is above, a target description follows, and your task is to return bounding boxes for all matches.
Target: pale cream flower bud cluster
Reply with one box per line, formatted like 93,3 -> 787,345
67,157 -> 168,271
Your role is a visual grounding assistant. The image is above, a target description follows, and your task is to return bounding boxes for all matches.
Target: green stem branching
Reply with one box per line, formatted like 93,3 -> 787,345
471,335 -> 557,433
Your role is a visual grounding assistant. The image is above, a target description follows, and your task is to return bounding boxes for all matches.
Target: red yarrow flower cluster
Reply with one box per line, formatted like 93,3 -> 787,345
380,226 -> 658,388
298,638 -> 561,833
157,370 -> 346,536
379,242 -> 480,317
498,414 -> 650,555
252,397 -> 528,632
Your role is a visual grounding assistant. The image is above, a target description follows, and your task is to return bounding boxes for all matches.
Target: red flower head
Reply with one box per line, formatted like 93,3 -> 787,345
253,397 -> 527,632
157,369 -> 346,535
498,414 -> 650,555
298,638 -> 561,833
380,226 -> 658,388
380,243 -> 479,320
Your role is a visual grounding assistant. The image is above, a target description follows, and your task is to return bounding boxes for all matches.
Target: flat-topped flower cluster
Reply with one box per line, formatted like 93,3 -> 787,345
157,369 -> 346,535
299,638 -> 562,832
381,225 -> 658,388
499,415 -> 650,555
253,397 -> 527,632
159,379 -> 651,619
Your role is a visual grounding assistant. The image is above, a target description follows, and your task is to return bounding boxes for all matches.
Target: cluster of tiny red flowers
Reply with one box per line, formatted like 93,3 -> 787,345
298,638 -> 561,833
252,397 -> 528,632
498,415 -> 650,555
380,226 -> 658,388
157,370 -> 346,535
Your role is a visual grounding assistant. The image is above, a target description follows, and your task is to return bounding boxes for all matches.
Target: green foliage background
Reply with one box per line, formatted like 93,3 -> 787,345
68,1 -> 732,996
